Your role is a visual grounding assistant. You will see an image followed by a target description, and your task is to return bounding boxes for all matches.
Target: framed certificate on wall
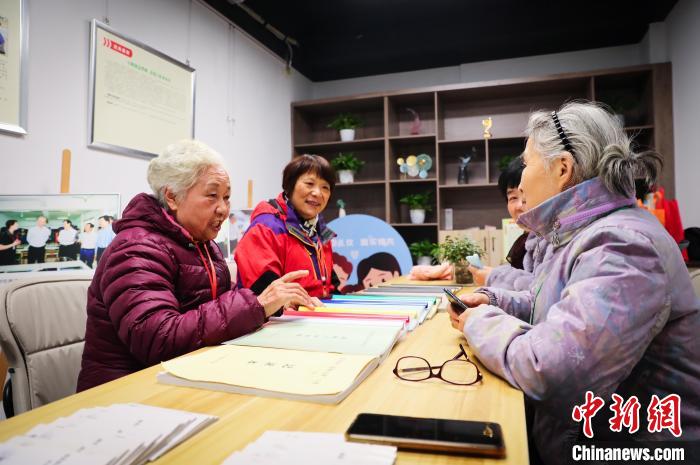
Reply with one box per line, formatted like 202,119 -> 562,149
88,20 -> 195,158
0,0 -> 28,135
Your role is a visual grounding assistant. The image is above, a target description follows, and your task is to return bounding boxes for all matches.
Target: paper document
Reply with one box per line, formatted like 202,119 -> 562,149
222,431 -> 397,465
161,345 -> 376,397
226,318 -> 402,358
0,403 -> 216,465
300,306 -> 419,318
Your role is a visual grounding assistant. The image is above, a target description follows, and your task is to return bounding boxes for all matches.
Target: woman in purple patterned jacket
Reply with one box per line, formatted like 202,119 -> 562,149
449,102 -> 700,464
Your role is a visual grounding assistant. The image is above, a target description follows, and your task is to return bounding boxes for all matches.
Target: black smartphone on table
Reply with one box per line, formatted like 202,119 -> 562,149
443,288 -> 469,315
346,413 -> 505,457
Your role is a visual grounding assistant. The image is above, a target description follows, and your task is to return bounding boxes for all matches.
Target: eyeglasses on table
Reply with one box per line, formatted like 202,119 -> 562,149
392,344 -> 483,386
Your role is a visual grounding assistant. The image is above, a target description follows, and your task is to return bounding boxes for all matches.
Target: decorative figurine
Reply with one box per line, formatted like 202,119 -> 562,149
457,147 -> 476,184
416,154 -> 432,179
337,199 -> 346,218
482,116 -> 493,139
406,108 -> 422,135
406,155 -> 419,177
396,157 -> 408,179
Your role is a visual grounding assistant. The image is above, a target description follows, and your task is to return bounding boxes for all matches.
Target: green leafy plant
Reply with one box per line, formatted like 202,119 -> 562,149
399,191 -> 432,211
497,154 -> 517,172
408,240 -> 439,259
327,113 -> 363,130
331,152 -> 365,172
436,235 -> 483,264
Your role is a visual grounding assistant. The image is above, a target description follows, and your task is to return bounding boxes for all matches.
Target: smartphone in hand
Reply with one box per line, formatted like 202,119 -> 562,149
443,288 -> 469,315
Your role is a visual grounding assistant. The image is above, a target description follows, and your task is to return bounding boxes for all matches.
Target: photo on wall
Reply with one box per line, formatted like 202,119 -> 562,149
224,209 -> 252,259
0,194 -> 120,268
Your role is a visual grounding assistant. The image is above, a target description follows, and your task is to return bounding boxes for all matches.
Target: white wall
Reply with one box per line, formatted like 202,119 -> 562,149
0,0 -> 312,211
666,0 -> 700,228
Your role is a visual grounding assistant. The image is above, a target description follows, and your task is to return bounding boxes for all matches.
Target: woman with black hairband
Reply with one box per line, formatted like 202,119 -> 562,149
469,157 -> 551,290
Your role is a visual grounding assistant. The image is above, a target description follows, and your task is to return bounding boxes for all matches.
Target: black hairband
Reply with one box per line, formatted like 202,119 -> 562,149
551,110 -> 576,158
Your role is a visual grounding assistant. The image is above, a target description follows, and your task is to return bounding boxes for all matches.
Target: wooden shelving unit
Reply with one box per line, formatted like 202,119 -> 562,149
291,63 -> 674,248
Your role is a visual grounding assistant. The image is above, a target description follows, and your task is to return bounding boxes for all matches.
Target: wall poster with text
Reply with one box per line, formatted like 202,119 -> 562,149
88,20 -> 195,158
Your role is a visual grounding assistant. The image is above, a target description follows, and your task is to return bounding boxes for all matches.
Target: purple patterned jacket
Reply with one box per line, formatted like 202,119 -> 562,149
465,177 -> 700,462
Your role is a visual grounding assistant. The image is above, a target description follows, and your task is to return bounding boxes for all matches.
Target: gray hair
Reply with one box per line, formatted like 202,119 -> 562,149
525,101 -> 662,197
147,140 -> 226,207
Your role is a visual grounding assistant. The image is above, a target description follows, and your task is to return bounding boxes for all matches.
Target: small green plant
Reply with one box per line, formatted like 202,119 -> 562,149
331,152 -> 365,172
399,191 -> 432,211
497,154 -> 518,172
327,113 -> 363,130
408,240 -> 439,259
436,235 -> 483,264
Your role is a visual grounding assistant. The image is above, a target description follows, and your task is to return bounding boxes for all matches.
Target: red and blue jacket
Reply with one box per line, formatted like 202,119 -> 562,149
235,193 -> 338,298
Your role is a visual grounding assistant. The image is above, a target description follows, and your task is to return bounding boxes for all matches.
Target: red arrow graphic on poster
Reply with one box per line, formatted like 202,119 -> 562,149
102,37 -> 133,58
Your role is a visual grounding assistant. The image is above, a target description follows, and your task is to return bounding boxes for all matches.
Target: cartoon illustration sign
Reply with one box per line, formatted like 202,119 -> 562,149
327,214 -> 412,292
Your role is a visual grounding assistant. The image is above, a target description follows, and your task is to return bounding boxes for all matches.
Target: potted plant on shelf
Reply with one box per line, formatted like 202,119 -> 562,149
331,152 -> 365,184
409,240 -> 438,266
497,154 -> 517,172
399,191 -> 432,224
436,236 -> 483,284
327,113 -> 363,141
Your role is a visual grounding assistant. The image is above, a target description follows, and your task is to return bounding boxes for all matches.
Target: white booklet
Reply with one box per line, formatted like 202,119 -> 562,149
158,345 -> 379,404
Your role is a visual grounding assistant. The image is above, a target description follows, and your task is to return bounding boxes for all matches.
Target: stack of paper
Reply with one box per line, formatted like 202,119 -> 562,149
296,294 -> 441,330
222,431 -> 396,465
360,284 -> 460,314
0,403 -> 217,465
158,345 -> 378,404
226,317 -> 404,362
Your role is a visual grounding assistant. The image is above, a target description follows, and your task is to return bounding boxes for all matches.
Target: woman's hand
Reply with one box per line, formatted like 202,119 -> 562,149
447,292 -> 489,332
12,239 -> 21,247
257,270 -> 315,317
468,265 -> 492,286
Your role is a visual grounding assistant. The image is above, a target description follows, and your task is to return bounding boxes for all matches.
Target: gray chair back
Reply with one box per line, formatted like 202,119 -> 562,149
0,274 -> 91,416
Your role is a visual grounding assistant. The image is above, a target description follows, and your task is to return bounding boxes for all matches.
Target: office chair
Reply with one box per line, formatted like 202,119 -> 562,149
0,274 -> 91,417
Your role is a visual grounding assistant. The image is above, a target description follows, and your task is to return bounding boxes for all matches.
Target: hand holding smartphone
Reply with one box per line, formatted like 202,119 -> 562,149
443,288 -> 469,315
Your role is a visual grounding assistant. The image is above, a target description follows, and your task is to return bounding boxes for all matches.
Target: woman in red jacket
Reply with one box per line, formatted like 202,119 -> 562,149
235,155 -> 339,299
77,140 -> 315,391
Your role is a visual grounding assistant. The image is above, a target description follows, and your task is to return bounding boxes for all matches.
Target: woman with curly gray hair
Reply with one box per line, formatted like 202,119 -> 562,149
78,140 -> 315,390
448,102 -> 700,463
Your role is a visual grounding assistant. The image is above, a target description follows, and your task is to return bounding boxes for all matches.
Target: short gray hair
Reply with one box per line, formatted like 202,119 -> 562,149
147,140 -> 226,207
525,101 -> 662,197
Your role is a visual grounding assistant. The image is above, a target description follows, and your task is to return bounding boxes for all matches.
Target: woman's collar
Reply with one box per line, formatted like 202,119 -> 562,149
517,177 -> 636,245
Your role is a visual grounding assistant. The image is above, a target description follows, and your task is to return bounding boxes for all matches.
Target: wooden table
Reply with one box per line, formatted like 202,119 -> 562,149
0,313 -> 528,464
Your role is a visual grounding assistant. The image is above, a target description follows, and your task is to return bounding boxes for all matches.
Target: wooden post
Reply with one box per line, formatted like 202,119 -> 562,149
60,149 -> 71,193
247,179 -> 253,209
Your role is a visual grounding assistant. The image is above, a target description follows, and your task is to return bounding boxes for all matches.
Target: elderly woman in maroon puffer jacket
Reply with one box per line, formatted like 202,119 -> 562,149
77,140 -> 316,391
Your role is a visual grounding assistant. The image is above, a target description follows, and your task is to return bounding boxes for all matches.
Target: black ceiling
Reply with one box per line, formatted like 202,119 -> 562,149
204,0 -> 678,82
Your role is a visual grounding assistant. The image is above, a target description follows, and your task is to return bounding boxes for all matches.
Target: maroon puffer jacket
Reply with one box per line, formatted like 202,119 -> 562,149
77,193 -> 265,391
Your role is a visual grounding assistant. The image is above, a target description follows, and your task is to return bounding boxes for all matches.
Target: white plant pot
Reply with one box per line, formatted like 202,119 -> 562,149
339,128 -> 355,141
409,209 -> 426,224
338,170 -> 354,184
417,256 -> 432,266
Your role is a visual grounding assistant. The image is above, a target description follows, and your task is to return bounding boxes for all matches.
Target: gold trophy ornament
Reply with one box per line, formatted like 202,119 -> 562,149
482,117 -> 493,139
